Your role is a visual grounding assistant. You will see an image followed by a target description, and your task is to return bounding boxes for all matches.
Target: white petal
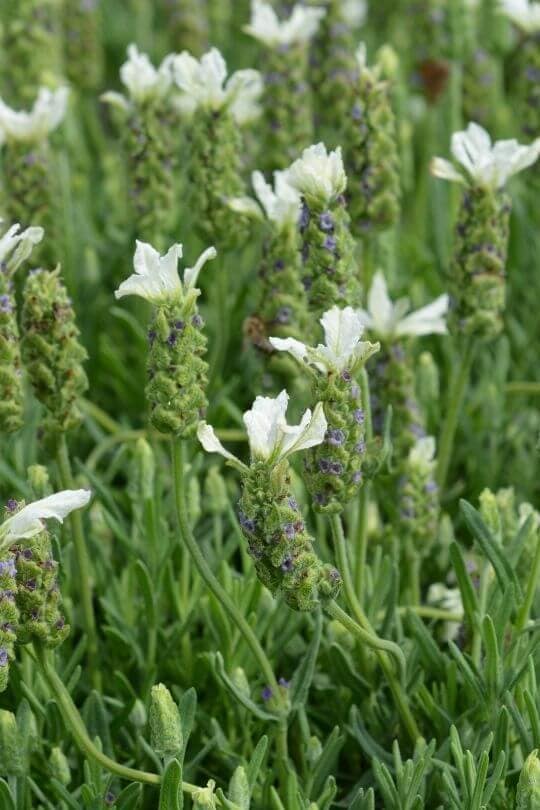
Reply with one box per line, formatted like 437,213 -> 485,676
252,171 -> 276,220
409,435 -> 436,467
0,87 -> 68,142
395,294 -> 449,337
173,48 -> 227,109
197,422 -> 242,466
226,69 -> 263,124
288,142 -> 347,203
252,169 -> 300,227
227,196 -> 264,219
430,157 -> 465,184
269,336 -> 309,364
244,1 -> 323,45
320,306 -> 365,365
115,241 -> 183,302
2,490 -> 91,541
366,271 -> 396,336
120,44 -> 172,102
100,91 -> 130,111
500,0 -> 540,31
278,401 -> 328,461
243,390 -> 289,460
183,246 -> 217,290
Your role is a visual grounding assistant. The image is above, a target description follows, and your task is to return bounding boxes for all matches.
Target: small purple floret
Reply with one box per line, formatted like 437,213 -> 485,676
0,295 -> 12,313
5,499 -> 18,513
0,648 -> 8,667
319,212 -> 334,232
281,556 -> 294,572
323,235 -> 337,252
354,409 -> 365,424
262,686 -> 273,701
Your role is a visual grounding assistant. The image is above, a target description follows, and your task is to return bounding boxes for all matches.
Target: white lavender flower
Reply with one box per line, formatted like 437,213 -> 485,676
243,1 -> 326,47
0,490 -> 91,546
500,0 -> 540,32
115,240 -> 217,304
171,47 -> 262,124
358,272 -> 449,339
270,306 -> 379,373
342,0 -> 368,26
426,583 -> 464,642
0,88 -> 69,144
0,222 -> 44,274
431,122 -> 540,190
101,44 -> 174,109
198,389 -> 327,469
288,143 -> 347,204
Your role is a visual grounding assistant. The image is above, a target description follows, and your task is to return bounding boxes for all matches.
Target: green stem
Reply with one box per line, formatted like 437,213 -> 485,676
171,439 -> 289,766
516,535 -> 540,633
329,514 -> 420,743
436,337 -> 476,492
354,368 -> 374,599
34,646 -> 202,795
56,435 -> 100,690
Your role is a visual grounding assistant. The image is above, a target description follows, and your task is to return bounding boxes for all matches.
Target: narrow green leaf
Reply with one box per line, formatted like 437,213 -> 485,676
159,759 -> 183,810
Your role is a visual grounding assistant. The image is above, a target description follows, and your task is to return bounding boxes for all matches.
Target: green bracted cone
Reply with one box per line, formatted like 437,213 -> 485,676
514,34 -> 540,140
21,268 -> 88,438
2,141 -> 52,241
62,0 -> 104,92
123,101 -> 179,247
451,186 -> 510,340
2,0 -> 63,105
0,544 -> 19,693
13,529 -> 69,648
146,298 -> 208,438
187,109 -> 249,251
303,371 -> 367,514
164,0 -> 208,54
299,197 -> 359,318
398,439 -> 439,559
260,44 -> 314,171
238,461 -> 341,611
343,50 -> 400,235
462,48 -> 499,129
371,341 -> 426,461
0,280 -> 24,434
517,750 -> 540,808
309,0 -> 359,139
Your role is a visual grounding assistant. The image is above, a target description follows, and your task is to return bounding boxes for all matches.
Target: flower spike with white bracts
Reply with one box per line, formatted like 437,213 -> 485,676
357,272 -> 449,340
198,390 -> 327,470
0,221 -> 44,275
499,0 -> 540,32
0,490 -> 91,549
244,1 -> 326,47
115,240 -> 217,304
430,122 -> 540,190
0,87 -> 69,144
288,142 -> 347,204
101,44 -> 174,110
252,170 -> 302,229
171,48 -> 262,124
270,306 -> 379,373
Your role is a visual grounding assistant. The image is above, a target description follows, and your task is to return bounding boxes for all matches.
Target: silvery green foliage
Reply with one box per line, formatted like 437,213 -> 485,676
21,268 -> 88,439
343,45 -> 401,235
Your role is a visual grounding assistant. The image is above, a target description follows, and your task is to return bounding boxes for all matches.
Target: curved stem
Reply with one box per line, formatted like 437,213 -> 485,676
436,337 -> 476,492
171,439 -> 289,767
329,513 -> 420,743
34,647 -> 200,795
56,434 -> 100,690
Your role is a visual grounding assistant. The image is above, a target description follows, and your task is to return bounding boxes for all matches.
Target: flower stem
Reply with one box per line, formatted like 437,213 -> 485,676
329,513 -> 420,743
171,439 -> 289,764
34,646 -> 200,795
436,337 -> 476,492
56,434 -> 100,690
353,368 -> 373,599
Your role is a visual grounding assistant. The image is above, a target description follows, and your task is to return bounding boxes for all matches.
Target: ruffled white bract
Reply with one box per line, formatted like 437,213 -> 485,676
358,272 -> 449,339
115,240 -> 217,303
172,48 -> 262,124
252,170 -> 301,229
342,0 -> 368,26
197,390 -> 327,468
408,436 -> 437,473
0,221 -> 44,273
288,143 -> 347,203
0,490 -> 92,544
244,0 -> 325,47
500,0 -> 540,31
270,306 -> 379,373
431,122 -> 540,190
0,87 -> 68,144
101,45 -> 174,110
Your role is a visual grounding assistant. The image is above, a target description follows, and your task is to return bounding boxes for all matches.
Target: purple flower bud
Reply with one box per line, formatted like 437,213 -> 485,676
318,459 -> 331,474
22,548 -> 33,560
5,499 -> 18,513
353,470 -> 363,484
329,567 -> 341,581
0,295 -> 12,313
283,523 -> 296,539
147,329 -> 156,345
25,579 -> 37,591
0,590 -> 14,602
354,409 -> 365,424
425,480 -> 438,494
314,492 -> 328,506
191,314 -> 203,329
167,331 -> 177,347
174,320 -> 185,331
274,259 -> 285,271
262,686 -> 273,701
326,428 -> 345,446
319,212 -> 334,232
356,440 -> 366,454
0,559 -> 16,577
330,462 -> 343,476
281,556 -> 294,572
352,103 -> 363,121
278,677 -> 290,688
0,648 -> 8,667
275,307 -> 292,325
323,235 -> 337,252
299,203 -> 310,231
341,370 -> 352,383
351,383 -> 360,399
55,617 -> 65,630
287,497 -> 298,511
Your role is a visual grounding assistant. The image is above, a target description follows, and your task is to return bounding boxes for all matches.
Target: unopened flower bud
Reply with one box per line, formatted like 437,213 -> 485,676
49,746 -> 71,785
0,710 -> 25,776
149,683 -> 183,759
517,749 -> 540,808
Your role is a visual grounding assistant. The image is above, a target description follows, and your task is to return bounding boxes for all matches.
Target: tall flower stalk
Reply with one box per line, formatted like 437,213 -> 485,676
102,46 -> 178,247
62,0 -> 104,93
431,122 -> 539,489
500,0 -> 540,138
244,1 -> 325,170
